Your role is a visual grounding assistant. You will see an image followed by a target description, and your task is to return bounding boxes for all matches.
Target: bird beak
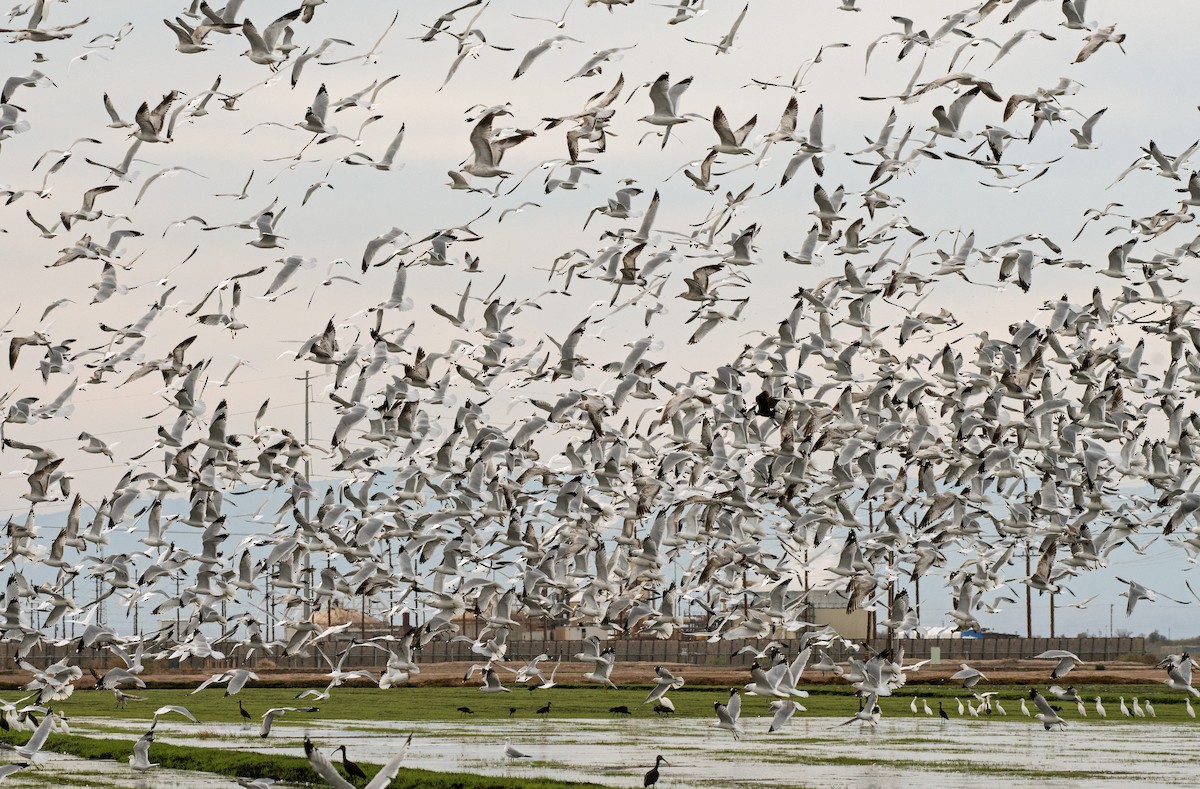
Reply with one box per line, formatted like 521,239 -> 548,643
662,758 -> 671,767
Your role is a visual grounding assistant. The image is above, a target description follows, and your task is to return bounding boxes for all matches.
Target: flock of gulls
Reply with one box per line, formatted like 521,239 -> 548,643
0,0 -> 1198,783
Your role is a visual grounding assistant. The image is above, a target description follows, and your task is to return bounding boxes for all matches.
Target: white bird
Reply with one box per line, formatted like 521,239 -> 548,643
344,124 -> 405,171
129,730 -> 158,770
1070,107 -> 1107,149
132,91 -> 182,143
767,697 -> 803,733
260,706 -> 318,738
13,710 -> 55,761
480,667 -> 511,693
461,110 -> 535,183
1162,653 -> 1200,696
0,764 -> 29,782
512,34 -> 582,79
241,11 -> 298,68
1117,577 -> 1191,616
582,654 -> 617,689
950,664 -> 988,689
644,665 -> 685,704
710,105 -> 756,155
503,739 -> 532,759
714,688 -> 743,739
1048,685 -> 1081,702
151,705 -> 198,728
839,692 -> 882,726
1095,697 -> 1106,717
1033,650 -> 1083,679
639,72 -> 694,149
684,2 -> 747,54
305,733 -> 411,789
1029,689 -> 1067,731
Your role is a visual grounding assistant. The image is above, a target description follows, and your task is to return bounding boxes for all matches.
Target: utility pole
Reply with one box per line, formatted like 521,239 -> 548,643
1024,545 -> 1032,638
1049,591 -> 1056,639
803,547 -> 813,628
303,371 -> 313,623
1109,604 -> 1114,638
265,572 -> 273,643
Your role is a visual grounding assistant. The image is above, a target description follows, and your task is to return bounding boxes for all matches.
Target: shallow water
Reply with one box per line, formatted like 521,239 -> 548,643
77,713 -> 1199,788
2,751 -> 230,788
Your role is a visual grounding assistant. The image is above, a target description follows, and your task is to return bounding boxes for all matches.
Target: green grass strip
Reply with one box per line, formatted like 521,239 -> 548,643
0,730 -> 609,789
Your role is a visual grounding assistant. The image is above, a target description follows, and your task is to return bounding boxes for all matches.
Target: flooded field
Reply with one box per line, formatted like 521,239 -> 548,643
66,714 -> 1197,789
2,751 -> 231,788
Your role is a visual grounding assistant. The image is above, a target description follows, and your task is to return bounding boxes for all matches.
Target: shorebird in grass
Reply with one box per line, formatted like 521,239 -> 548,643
334,746 -> 367,781
644,754 -> 669,787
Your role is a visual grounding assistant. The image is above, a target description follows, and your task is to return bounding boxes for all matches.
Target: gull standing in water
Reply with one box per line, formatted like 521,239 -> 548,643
504,739 -> 533,759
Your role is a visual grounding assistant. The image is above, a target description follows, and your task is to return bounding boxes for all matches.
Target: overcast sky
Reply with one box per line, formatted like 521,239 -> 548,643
1,0 -> 1198,640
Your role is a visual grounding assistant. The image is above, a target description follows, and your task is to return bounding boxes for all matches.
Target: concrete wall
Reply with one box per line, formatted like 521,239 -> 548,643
18,636 -> 1145,674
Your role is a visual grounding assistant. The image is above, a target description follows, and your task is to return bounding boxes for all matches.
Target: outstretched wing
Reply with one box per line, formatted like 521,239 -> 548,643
364,734 -> 413,789
304,737 -> 355,789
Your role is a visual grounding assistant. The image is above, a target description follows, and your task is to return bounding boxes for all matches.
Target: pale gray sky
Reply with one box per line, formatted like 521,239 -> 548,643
1,0 -> 1198,640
